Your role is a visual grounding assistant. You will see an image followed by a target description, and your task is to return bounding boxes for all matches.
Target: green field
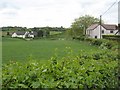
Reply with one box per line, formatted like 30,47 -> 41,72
2,37 -> 102,64
2,37 -> 119,88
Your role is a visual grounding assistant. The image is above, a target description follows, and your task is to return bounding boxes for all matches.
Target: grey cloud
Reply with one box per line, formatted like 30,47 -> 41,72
0,1 -> 20,10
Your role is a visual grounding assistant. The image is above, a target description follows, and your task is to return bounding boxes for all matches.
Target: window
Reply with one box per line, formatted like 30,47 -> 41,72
110,31 -> 113,33
102,30 -> 104,34
95,36 -> 97,38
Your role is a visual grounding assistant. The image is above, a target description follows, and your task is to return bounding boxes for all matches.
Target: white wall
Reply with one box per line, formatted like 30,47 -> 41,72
12,33 -> 25,38
12,33 -> 17,37
28,34 -> 34,38
102,29 -> 118,35
87,25 -> 118,39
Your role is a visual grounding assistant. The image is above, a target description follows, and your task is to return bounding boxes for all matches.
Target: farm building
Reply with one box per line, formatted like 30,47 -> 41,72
12,31 -> 38,38
86,24 -> 118,39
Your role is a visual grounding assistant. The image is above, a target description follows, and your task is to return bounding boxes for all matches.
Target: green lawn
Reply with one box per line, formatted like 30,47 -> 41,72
2,37 -> 102,64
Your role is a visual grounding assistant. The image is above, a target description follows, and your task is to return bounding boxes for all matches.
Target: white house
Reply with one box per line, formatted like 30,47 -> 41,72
12,31 -> 38,38
86,24 -> 118,39
12,31 -> 27,38
27,31 -> 38,38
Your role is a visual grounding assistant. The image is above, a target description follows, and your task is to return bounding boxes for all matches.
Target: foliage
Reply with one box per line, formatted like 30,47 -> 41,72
102,35 -> 120,40
72,35 -> 86,41
2,50 -> 119,89
69,15 -> 101,37
2,26 -> 27,31
37,30 -> 44,37
2,37 -> 119,89
76,37 -> 118,50
6,32 -> 10,36
90,39 -> 103,46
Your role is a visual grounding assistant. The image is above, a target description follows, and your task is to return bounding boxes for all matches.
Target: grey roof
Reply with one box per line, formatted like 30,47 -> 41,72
102,24 -> 117,30
86,24 -> 98,30
15,31 -> 26,35
13,31 -> 38,36
29,31 -> 38,36
87,24 -> 118,30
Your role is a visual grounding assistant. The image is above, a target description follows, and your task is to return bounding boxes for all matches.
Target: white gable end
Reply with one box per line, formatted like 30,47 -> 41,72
12,33 -> 17,37
86,24 -> 118,39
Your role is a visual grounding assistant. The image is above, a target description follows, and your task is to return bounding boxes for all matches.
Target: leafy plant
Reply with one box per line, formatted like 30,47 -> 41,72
2,50 -> 118,89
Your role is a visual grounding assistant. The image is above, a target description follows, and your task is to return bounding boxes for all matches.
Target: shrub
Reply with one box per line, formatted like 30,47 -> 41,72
2,51 -> 118,89
102,35 -> 120,41
100,40 -> 116,49
84,38 -> 118,50
90,39 -> 103,46
72,36 -> 86,41
104,41 -> 113,49
92,53 -> 102,60
85,38 -> 93,42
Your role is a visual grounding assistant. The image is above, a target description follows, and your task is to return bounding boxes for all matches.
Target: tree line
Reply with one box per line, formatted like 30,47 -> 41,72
1,26 -> 66,32
1,15 -> 102,38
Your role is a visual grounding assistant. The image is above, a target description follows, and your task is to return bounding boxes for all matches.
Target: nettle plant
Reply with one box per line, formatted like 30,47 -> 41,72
2,49 -> 119,89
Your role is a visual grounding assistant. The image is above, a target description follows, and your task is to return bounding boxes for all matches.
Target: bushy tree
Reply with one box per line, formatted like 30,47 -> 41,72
69,15 -> 101,37
37,30 -> 43,37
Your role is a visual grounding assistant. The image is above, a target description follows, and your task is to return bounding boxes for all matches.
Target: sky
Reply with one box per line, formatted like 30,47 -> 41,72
118,1 -> 120,24
0,0 -> 118,28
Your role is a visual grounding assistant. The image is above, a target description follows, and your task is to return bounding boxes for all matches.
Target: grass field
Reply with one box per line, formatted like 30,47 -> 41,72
0,37 -> 2,66
2,37 -> 102,64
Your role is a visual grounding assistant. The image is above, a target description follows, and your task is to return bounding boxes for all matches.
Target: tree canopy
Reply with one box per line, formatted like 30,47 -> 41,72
68,15 -> 101,37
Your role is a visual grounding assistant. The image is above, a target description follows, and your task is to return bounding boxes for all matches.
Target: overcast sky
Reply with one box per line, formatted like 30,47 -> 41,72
0,0 -> 118,28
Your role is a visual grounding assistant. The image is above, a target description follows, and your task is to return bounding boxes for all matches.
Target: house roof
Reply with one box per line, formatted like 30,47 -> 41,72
29,31 -> 38,36
13,31 -> 38,36
86,24 -> 99,30
87,24 -> 118,30
15,31 -> 26,35
102,24 -> 117,30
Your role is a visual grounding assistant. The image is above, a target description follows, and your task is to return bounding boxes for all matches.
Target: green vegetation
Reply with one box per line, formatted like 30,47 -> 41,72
2,35 -> 119,88
2,49 -> 118,88
102,35 -> 120,40
73,36 -> 119,50
50,31 -> 62,35
67,15 -> 101,37
1,15 -> 119,89
2,37 -> 101,64
0,36 -> 2,90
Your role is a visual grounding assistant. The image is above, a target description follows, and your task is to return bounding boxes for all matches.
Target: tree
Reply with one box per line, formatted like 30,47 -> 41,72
37,30 -> 43,37
7,32 -> 10,36
69,15 -> 102,37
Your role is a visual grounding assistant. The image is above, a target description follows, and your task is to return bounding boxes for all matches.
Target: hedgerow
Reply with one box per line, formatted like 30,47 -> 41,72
79,38 -> 118,50
2,50 -> 119,89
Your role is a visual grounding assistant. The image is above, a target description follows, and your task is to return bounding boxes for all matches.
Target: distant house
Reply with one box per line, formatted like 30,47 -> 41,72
86,24 -> 118,39
12,31 -> 38,38
27,31 -> 38,38
12,31 -> 27,38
